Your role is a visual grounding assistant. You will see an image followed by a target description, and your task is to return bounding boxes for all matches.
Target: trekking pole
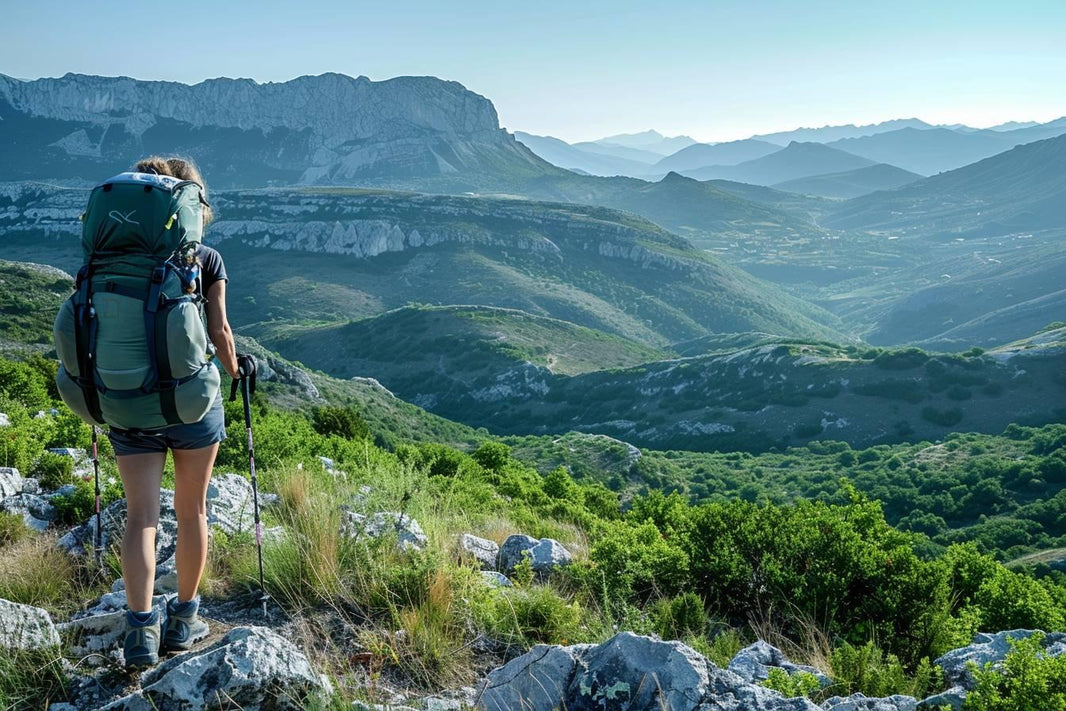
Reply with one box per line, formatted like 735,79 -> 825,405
239,376 -> 270,617
91,425 -> 104,569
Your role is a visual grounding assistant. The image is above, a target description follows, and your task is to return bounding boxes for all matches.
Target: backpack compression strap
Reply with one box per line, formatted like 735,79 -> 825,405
72,266 -> 105,425
143,265 -> 183,425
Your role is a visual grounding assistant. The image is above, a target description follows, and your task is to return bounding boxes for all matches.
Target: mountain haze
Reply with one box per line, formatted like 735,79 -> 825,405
514,131 -> 652,176
653,139 -> 781,173
826,133 -> 1066,233
771,163 -> 922,198
682,141 -> 878,185
592,129 -> 696,155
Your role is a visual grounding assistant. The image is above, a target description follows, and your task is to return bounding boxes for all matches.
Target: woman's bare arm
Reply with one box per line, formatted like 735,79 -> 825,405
206,281 -> 240,379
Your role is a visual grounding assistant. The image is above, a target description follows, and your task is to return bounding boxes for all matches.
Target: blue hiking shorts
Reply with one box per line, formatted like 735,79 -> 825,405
108,395 -> 227,457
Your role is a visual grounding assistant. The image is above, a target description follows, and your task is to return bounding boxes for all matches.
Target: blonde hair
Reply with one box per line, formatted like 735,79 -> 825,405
133,156 -> 214,226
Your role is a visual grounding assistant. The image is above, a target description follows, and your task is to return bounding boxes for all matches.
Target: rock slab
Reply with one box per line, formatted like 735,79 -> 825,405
459,533 -> 499,571
101,626 -> 330,710
478,632 -> 818,711
498,534 -> 572,576
0,598 -> 61,650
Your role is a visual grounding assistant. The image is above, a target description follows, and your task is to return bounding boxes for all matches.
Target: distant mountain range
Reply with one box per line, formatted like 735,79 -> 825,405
826,132 -> 1066,234
513,132 -> 655,176
0,72 -> 560,188
682,141 -> 877,184
653,139 -> 781,173
771,163 -> 923,199
590,129 -> 697,156
516,117 -> 1066,182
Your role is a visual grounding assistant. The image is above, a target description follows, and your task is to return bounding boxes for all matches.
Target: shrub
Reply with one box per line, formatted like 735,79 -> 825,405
874,348 -> 930,371
922,406 -> 964,427
830,641 -> 941,699
652,592 -> 706,640
965,633 -> 1066,710
310,405 -> 370,441
471,441 -> 511,471
587,520 -> 689,604
476,584 -> 583,646
0,512 -> 28,548
50,477 -> 124,526
762,668 -> 822,699
30,452 -> 73,491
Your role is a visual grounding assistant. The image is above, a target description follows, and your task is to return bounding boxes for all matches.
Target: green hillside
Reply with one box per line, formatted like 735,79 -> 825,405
254,304 -> 671,385
507,422 -> 1066,563
255,309 -> 1066,452
0,260 -> 72,354
0,185 -> 849,347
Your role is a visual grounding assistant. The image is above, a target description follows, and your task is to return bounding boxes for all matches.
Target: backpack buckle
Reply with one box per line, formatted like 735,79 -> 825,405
151,266 -> 167,285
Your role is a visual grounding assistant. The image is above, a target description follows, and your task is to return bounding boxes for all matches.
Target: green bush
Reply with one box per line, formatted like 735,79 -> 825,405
476,585 -> 583,645
965,633 -> 1066,710
762,668 -> 822,699
651,592 -> 706,640
311,405 -> 370,441
30,452 -> 73,490
922,406 -> 965,427
0,512 -> 28,548
50,477 -> 124,526
830,641 -> 941,699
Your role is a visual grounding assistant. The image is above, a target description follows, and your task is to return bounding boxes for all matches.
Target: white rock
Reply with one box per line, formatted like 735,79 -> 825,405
206,472 -> 275,535
822,694 -> 917,711
479,643 -> 585,711
479,571 -> 512,588
0,598 -> 60,650
59,491 -> 178,563
342,511 -> 427,552
1,493 -> 56,531
101,626 -> 331,710
0,413 -> 10,427
498,534 -> 571,576
729,641 -> 830,686
0,467 -> 23,498
459,533 -> 499,571
935,629 -> 1066,688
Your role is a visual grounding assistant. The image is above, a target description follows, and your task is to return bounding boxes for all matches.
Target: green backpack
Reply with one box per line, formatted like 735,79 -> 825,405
54,172 -> 221,431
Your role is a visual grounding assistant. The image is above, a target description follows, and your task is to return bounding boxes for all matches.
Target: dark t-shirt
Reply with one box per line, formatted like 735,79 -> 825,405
197,245 -> 228,298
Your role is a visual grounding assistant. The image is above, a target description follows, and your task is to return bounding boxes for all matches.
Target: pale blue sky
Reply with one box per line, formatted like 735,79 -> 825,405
3,1 -> 1064,142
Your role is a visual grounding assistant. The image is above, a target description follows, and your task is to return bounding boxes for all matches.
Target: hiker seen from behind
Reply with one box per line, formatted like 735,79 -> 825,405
53,156 -> 256,669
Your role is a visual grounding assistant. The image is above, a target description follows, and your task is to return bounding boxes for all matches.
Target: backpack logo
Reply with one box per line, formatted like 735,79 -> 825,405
108,210 -> 140,225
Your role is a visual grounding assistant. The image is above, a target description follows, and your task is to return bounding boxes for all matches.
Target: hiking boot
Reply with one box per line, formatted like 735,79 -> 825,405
162,595 -> 209,652
123,609 -> 161,669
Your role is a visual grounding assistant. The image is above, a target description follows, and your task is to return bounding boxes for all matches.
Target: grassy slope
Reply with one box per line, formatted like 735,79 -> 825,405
253,304 -> 671,381
0,260 -> 72,354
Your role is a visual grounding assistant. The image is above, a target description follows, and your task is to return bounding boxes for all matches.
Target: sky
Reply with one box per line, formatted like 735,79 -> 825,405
3,0 -> 1064,143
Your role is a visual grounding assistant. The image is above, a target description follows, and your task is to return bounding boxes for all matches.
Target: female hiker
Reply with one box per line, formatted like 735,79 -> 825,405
94,157 -> 254,667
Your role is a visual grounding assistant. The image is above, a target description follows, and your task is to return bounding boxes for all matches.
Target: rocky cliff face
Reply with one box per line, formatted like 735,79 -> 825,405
0,72 -> 552,186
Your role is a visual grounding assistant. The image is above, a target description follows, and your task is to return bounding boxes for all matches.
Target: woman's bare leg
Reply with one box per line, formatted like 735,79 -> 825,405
172,444 -> 219,602
116,452 -> 166,613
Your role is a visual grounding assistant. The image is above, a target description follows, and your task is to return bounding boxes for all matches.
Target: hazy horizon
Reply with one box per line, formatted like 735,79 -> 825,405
3,0 -> 1064,144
